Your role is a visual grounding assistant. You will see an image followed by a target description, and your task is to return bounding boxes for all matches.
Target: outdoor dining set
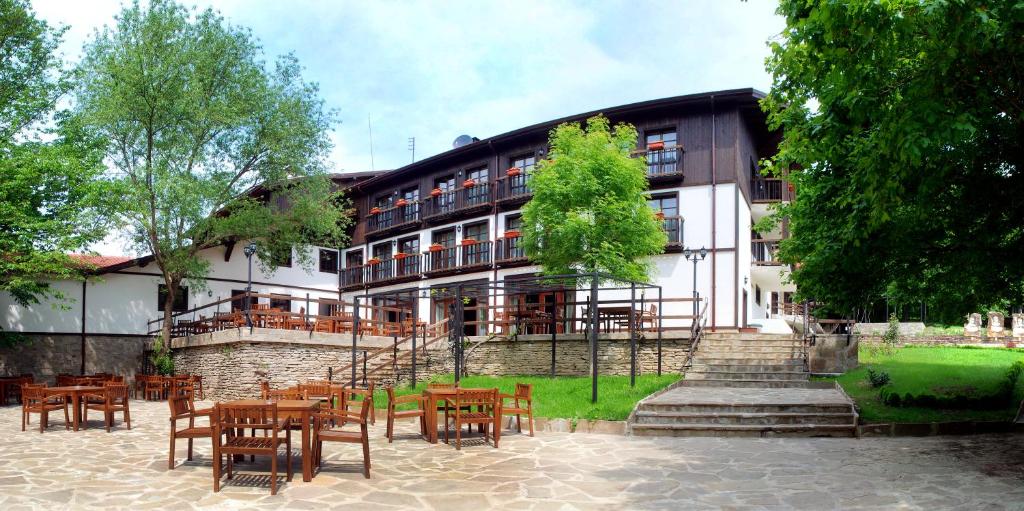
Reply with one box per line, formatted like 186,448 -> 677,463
167,378 -> 535,495
5,373 -> 132,433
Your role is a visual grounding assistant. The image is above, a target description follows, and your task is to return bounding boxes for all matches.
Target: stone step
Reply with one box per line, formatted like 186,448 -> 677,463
703,334 -> 801,341
678,379 -> 817,389
694,357 -> 804,365
630,423 -> 856,438
701,339 -> 804,347
633,410 -> 856,426
686,371 -> 809,381
689,363 -> 804,373
638,401 -> 853,415
697,346 -> 805,354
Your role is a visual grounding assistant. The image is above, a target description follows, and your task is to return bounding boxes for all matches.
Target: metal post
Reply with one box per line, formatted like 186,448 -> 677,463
590,272 -> 599,404
657,287 -> 663,376
351,296 -> 360,387
411,293 -> 418,388
362,350 -> 368,386
692,258 -> 698,318
550,301 -> 557,378
454,285 -> 463,384
305,293 -> 310,329
629,282 -> 636,387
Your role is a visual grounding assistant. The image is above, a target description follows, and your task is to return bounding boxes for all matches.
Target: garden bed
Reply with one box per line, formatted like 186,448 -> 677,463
817,346 -> 1024,423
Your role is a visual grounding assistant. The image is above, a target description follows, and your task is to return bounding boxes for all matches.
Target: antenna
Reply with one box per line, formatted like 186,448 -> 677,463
368,114 -> 375,171
408,137 -> 416,163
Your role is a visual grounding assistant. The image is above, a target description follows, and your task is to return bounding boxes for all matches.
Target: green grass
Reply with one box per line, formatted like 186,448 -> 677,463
918,324 -> 964,336
372,374 -> 681,421
816,345 -> 1024,423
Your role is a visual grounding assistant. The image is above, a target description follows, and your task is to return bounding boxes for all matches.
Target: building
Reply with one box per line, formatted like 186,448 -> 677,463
0,88 -> 794,377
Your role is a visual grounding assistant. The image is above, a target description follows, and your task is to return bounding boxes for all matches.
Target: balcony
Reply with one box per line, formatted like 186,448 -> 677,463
661,215 -> 683,250
752,239 -> 782,265
495,173 -> 531,204
422,184 -> 493,222
751,177 -> 786,203
632,145 -> 684,182
367,202 -> 421,236
422,241 -> 493,276
495,236 -> 528,265
340,254 -> 423,290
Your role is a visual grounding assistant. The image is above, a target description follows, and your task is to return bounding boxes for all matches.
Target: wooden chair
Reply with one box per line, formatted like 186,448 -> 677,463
499,383 -> 535,436
640,304 -> 658,331
84,383 -> 131,432
21,385 -> 69,433
385,386 -> 426,443
444,388 -> 500,450
168,390 -> 213,469
259,380 -> 271,399
313,390 -> 371,478
338,381 -> 376,425
212,403 -> 292,495
427,382 -> 457,415
266,388 -> 306,401
298,381 -> 333,402
144,375 -> 167,401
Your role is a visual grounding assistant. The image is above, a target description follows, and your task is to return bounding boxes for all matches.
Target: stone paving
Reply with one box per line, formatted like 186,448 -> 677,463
1,400 -> 1024,510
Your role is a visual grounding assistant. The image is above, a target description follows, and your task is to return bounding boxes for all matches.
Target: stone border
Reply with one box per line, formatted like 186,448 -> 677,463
858,421 -> 1024,437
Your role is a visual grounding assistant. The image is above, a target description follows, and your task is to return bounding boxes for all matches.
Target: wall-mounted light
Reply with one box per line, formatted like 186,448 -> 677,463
207,290 -> 213,297
456,225 -> 462,233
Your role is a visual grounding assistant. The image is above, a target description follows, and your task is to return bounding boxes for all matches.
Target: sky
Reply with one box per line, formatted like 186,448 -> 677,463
30,0 -> 785,254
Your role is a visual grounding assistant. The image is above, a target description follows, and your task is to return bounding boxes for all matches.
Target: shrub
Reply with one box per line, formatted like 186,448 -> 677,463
150,338 -> 175,375
866,368 -> 891,388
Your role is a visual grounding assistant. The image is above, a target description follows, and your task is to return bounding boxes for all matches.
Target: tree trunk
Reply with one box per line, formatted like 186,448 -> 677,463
159,279 -> 179,358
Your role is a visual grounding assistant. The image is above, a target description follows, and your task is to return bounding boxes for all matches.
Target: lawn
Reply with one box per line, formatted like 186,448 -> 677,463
372,374 -> 681,421
818,346 -> 1024,423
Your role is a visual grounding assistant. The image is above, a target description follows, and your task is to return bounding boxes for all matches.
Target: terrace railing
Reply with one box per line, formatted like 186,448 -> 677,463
422,184 -> 492,220
423,246 -> 458,274
495,174 -> 531,203
662,216 -> 682,247
751,239 -> 782,265
495,236 -> 527,264
632,146 -> 684,179
367,201 -> 420,235
751,177 -> 785,202
459,241 -> 492,269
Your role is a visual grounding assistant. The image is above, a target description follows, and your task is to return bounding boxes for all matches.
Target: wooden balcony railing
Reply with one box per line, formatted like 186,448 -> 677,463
752,239 -> 782,265
342,254 -> 423,289
495,174 -> 531,203
662,216 -> 682,246
632,146 -> 684,179
495,236 -> 527,264
423,246 -> 457,274
751,177 -> 785,202
367,202 -> 420,234
341,265 -> 365,289
422,184 -> 493,220
460,240 -> 492,269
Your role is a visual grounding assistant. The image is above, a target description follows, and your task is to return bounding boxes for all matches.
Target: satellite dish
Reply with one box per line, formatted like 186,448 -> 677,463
452,134 -> 475,148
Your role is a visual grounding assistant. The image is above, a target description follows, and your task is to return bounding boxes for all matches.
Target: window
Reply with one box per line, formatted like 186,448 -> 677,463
432,228 -> 456,247
345,249 -> 363,268
510,153 -> 536,173
372,242 -> 392,261
398,236 -> 419,255
318,302 -> 334,316
755,285 -> 762,306
463,166 -> 490,205
231,289 -> 251,312
434,175 -> 455,192
158,285 -> 189,312
373,194 -> 393,210
648,194 -> 679,217
463,221 -> 489,242
644,128 -> 679,176
270,246 -> 292,268
319,249 -> 338,273
465,166 -> 488,183
505,214 -> 523,232
400,186 -> 419,202
270,294 -> 291,311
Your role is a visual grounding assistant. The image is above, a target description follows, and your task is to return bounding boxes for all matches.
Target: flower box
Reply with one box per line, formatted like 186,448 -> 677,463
429,243 -> 444,252
647,141 -> 665,151
462,178 -> 476,188
430,187 -> 443,197
394,252 -> 408,260
507,167 -> 522,177
461,238 -> 478,246
504,230 -> 521,239
395,198 -> 409,207
369,207 -> 382,215
367,257 -> 382,265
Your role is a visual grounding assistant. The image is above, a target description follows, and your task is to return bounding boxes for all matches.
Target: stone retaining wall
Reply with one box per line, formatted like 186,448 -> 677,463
0,334 -> 146,384
173,333 -> 692,401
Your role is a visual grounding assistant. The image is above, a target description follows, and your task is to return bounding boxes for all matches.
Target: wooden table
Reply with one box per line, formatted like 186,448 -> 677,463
596,306 -> 642,332
422,388 -> 501,445
222,399 -> 320,482
45,386 -> 103,431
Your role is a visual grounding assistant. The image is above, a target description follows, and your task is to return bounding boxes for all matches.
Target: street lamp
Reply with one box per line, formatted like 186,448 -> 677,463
243,242 -> 258,328
683,246 -> 708,317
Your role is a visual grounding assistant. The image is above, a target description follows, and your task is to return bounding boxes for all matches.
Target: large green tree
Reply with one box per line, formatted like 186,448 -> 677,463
0,0 -> 111,308
521,115 -> 667,283
762,0 -> 1024,322
74,0 -> 349,347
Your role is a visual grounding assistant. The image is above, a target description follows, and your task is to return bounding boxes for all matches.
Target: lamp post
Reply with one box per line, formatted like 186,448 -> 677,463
243,242 -> 258,328
683,246 -> 708,317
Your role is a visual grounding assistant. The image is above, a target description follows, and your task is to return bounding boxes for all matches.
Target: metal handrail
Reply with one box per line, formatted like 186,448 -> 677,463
683,298 -> 709,369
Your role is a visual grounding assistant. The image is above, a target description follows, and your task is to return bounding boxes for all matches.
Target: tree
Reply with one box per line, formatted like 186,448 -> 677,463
761,0 -> 1024,323
73,0 -> 350,348
0,0 -> 111,308
521,115 -> 667,283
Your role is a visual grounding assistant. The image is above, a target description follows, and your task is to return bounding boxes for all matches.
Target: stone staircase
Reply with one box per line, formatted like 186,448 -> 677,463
629,332 -> 858,437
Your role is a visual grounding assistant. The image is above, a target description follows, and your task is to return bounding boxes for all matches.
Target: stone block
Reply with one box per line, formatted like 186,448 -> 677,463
857,423 -> 893,437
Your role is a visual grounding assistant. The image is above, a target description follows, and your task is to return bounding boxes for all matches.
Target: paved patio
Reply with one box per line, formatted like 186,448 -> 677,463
1,400 -> 1023,510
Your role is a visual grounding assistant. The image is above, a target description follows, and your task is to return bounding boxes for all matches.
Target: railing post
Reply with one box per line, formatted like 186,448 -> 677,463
411,294 -> 418,388
657,287 -> 663,376
305,293 -> 310,330
629,282 -> 636,387
351,296 -> 360,388
590,272 -> 599,404
550,301 -> 557,378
